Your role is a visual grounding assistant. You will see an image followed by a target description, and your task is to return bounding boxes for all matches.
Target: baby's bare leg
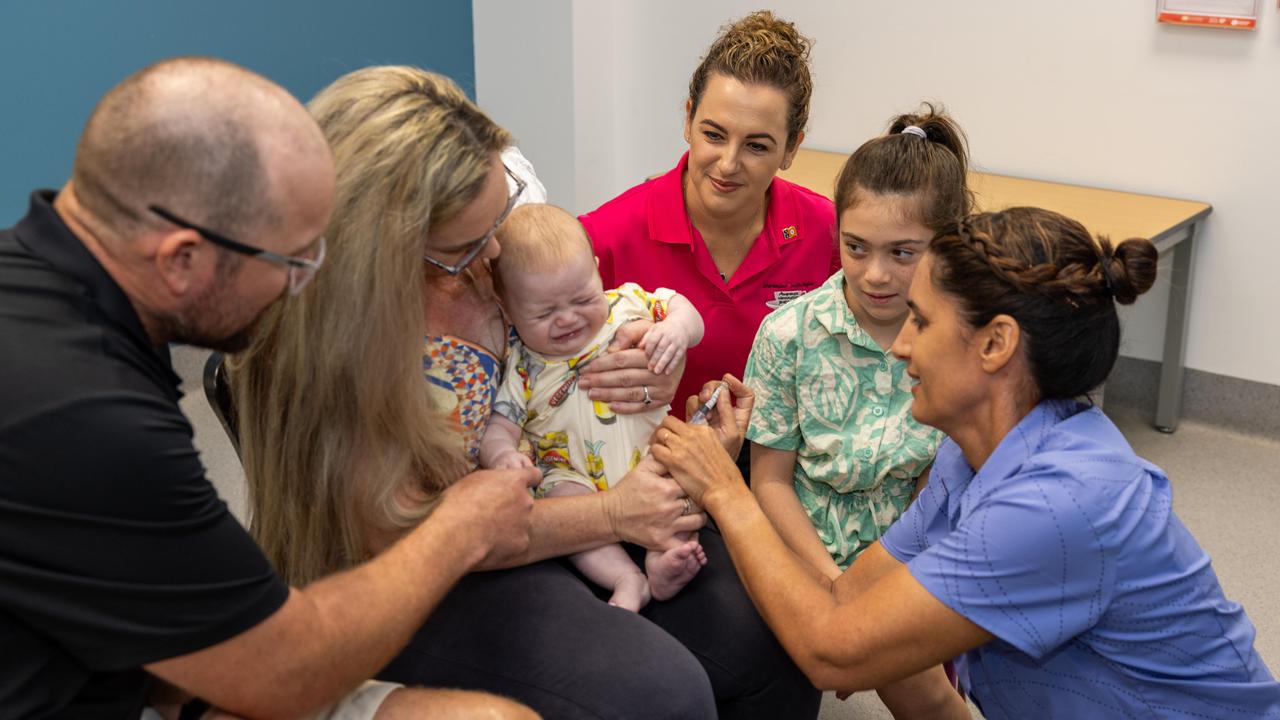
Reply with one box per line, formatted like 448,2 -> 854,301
375,687 -> 541,720
547,482 -> 650,611
198,684 -> 541,720
645,530 -> 707,602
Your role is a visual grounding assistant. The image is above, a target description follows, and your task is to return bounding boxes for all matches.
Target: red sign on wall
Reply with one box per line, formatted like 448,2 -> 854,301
1157,0 -> 1260,28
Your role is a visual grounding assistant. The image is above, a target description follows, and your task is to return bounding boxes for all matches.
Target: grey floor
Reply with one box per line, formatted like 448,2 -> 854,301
172,346 -> 1280,720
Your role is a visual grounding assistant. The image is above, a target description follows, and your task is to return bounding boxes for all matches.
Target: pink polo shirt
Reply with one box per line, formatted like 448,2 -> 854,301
580,153 -> 838,413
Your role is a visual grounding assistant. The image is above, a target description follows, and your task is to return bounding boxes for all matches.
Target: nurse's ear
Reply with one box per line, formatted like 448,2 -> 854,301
976,313 -> 1022,376
683,99 -> 693,144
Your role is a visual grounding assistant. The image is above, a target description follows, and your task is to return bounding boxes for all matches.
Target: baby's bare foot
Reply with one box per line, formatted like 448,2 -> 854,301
647,541 -> 706,601
608,570 -> 651,612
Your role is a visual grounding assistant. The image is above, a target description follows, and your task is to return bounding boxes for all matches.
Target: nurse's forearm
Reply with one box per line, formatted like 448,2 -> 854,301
707,484 -> 988,691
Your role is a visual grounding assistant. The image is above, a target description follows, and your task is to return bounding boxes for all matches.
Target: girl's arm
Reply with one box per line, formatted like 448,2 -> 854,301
478,414 -> 531,469
751,443 -> 843,580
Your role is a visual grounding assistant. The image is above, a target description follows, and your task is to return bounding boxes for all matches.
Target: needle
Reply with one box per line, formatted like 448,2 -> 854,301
689,382 -> 728,425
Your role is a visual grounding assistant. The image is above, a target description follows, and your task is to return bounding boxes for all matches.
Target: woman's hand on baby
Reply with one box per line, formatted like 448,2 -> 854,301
604,455 -> 706,551
578,320 -> 681,413
639,322 -> 688,375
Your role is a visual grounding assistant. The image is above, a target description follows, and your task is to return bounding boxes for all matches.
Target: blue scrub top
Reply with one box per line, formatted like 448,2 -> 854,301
882,399 -> 1280,719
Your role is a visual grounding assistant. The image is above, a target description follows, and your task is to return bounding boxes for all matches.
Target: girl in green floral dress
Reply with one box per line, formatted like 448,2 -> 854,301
743,105 -> 973,718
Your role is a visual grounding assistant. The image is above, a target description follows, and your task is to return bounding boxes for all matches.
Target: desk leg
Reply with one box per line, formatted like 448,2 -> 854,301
1155,224 -> 1197,433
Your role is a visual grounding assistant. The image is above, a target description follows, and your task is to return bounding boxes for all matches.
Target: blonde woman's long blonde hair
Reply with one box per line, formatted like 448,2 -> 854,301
230,66 -> 512,585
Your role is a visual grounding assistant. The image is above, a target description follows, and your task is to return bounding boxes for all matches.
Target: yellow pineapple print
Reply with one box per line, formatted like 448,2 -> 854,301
585,440 -> 608,491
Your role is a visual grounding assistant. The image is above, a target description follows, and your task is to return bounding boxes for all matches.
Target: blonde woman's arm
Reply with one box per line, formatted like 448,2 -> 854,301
496,456 -> 705,564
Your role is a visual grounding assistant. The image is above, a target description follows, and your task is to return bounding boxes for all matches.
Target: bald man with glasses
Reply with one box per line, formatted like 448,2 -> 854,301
0,57 -> 539,720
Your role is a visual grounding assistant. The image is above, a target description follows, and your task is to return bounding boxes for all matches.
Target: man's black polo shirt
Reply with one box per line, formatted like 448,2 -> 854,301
0,192 -> 288,718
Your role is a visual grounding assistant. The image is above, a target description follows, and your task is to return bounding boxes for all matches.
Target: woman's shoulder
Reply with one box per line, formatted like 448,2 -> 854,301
1031,406 -> 1153,477
772,175 -> 835,216
984,406 -> 1167,529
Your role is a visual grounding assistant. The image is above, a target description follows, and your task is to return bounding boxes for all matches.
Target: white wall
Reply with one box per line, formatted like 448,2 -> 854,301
473,0 -> 575,205
477,0 -> 1280,387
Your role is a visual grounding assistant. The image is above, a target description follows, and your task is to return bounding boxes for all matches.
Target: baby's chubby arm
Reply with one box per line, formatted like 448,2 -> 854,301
639,293 -> 704,375
478,414 -> 534,470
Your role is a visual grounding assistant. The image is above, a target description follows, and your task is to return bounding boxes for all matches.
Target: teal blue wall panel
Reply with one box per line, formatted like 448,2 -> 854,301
0,1 -> 475,225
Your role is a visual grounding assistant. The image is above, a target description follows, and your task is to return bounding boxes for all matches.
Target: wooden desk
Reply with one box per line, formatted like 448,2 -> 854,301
779,148 -> 1212,432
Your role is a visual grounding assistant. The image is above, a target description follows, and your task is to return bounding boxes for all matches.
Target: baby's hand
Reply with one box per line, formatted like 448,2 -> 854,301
493,449 -> 535,470
639,321 -> 688,375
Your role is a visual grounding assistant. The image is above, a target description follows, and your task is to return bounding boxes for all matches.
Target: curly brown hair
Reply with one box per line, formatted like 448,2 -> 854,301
929,207 -> 1158,399
687,10 -> 813,150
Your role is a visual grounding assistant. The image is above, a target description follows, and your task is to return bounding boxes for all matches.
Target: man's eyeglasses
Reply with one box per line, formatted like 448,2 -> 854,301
149,205 -> 326,296
422,165 -> 526,276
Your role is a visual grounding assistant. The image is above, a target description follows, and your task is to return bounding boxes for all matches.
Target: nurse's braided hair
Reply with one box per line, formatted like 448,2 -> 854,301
688,10 -> 813,150
929,207 -> 1157,399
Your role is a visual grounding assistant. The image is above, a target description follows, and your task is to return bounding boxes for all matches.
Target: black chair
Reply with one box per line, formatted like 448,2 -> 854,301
202,351 -> 241,460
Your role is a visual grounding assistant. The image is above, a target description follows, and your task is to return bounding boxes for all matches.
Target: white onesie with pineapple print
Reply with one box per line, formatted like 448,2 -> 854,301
493,283 -> 674,495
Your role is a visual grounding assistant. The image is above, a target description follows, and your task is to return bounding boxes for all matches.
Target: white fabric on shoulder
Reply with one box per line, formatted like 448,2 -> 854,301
502,145 -> 548,207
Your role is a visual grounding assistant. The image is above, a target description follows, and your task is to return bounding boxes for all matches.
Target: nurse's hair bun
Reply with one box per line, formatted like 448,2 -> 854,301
1099,236 -> 1159,305
688,10 -> 814,150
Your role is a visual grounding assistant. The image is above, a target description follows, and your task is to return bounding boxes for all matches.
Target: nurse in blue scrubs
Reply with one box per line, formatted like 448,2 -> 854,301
652,207 -> 1280,720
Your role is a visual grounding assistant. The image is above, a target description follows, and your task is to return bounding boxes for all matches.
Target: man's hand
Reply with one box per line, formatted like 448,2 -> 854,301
578,320 -> 681,413
431,466 -> 540,570
601,456 -> 705,550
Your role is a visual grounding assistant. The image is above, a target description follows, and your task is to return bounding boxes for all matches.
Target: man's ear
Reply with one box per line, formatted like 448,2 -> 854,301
779,130 -> 806,171
978,313 -> 1021,375
152,229 -> 207,297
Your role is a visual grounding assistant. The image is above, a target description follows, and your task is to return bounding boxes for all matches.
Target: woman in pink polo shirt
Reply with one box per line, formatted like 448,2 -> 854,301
579,10 -> 838,431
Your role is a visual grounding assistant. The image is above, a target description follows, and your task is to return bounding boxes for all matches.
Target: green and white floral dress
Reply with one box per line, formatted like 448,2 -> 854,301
744,271 -> 943,569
